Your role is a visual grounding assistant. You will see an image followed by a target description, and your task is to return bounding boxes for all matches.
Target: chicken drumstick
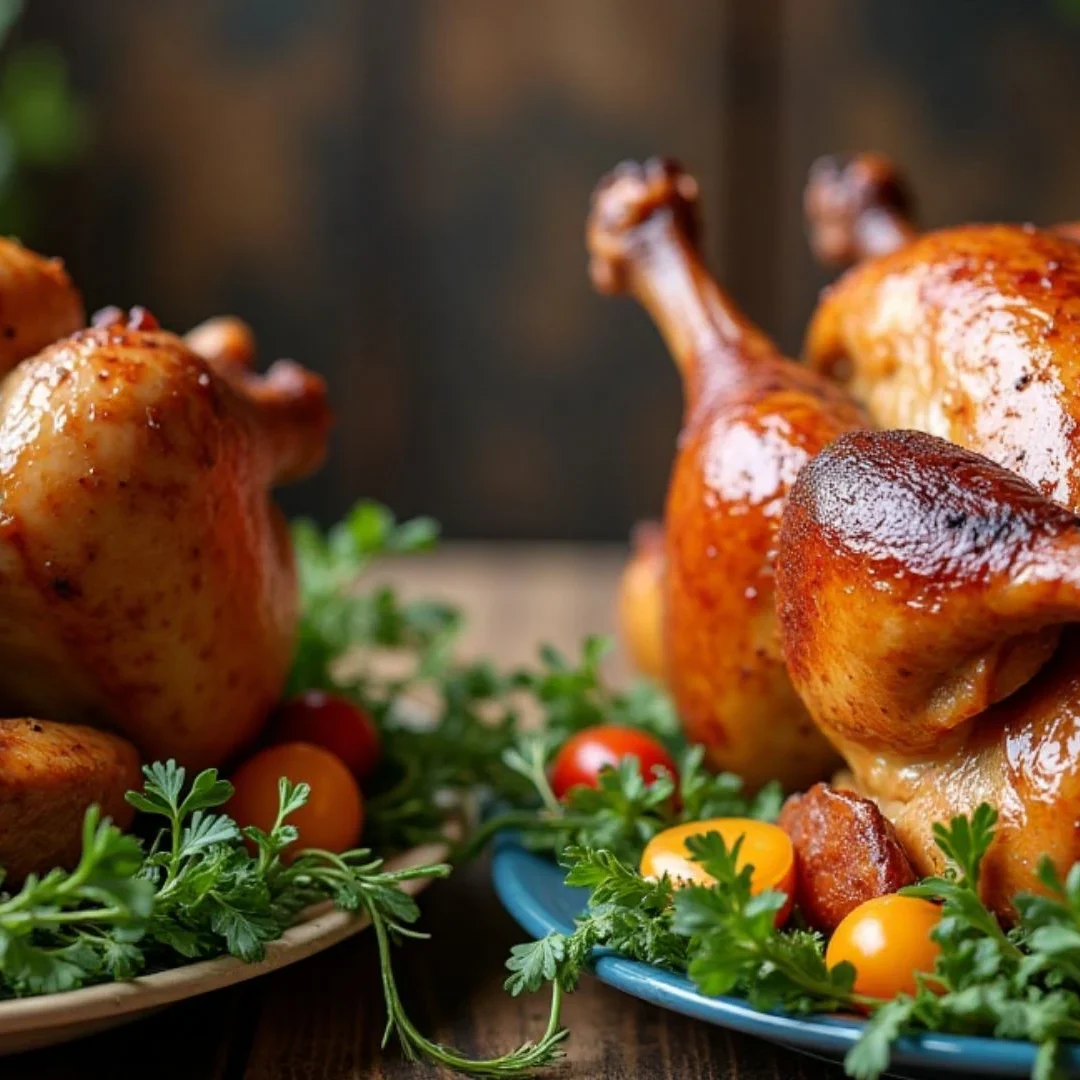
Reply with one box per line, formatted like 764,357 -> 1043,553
588,158 -> 865,788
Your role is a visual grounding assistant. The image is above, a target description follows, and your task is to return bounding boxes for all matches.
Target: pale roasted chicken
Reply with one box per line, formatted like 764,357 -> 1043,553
588,159 -> 866,789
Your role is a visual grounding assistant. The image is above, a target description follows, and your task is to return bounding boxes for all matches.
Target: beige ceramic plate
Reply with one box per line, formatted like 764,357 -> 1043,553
0,840 -> 448,1056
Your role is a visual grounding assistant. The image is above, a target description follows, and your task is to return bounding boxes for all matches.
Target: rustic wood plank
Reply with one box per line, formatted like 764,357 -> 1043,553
1,983 -> 256,1080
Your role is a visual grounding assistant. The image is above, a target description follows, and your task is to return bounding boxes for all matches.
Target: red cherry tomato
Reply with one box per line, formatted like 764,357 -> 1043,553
270,691 -> 381,779
229,742 -> 364,860
550,724 -> 678,799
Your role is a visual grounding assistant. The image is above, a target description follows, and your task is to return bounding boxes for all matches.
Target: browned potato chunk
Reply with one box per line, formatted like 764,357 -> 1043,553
778,782 -> 916,932
0,719 -> 141,883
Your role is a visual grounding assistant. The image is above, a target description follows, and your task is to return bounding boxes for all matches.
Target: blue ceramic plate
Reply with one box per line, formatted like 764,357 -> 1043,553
491,835 -> 1079,1079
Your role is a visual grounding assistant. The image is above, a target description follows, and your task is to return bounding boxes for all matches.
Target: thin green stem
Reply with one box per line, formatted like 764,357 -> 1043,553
451,810 -> 593,864
370,904 -> 566,1075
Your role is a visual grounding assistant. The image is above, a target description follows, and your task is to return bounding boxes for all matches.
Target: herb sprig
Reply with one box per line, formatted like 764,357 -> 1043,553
0,761 -> 566,1076
505,804 -> 1080,1080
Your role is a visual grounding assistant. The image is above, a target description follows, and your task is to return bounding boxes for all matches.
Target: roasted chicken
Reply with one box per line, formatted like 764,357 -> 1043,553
0,237 -> 83,374
588,158 -> 865,789
804,155 -> 1080,512
776,429 -> 1080,914
0,718 -> 140,882
804,152 -> 916,268
0,306 -> 331,769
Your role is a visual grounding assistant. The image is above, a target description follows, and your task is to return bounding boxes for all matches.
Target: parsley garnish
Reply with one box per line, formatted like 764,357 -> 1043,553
505,805 -> 1080,1080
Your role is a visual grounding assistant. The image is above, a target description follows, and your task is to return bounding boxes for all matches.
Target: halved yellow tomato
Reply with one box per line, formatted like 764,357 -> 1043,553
639,817 -> 796,924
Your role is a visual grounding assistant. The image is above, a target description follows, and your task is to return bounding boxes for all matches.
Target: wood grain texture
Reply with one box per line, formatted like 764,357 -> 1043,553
0,547 -> 848,1078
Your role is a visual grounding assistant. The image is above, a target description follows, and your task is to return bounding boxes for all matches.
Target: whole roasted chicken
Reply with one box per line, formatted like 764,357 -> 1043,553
588,159 -> 865,789
0,306 -> 329,771
777,429 -> 1080,915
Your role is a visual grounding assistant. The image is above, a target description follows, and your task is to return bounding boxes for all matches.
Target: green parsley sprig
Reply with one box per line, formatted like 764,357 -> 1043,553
505,806 -> 1080,1080
0,760 -> 567,1076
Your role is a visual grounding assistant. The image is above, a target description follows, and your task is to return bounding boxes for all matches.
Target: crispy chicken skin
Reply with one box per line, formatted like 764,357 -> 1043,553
587,159 -> 865,789
804,220 -> 1080,512
778,783 -> 915,932
0,308 -> 331,768
0,718 -> 140,882
776,429 -> 1080,915
0,238 -> 83,375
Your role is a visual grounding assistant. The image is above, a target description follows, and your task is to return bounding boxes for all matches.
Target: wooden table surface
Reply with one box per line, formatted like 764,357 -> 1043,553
4,547 -> 847,1080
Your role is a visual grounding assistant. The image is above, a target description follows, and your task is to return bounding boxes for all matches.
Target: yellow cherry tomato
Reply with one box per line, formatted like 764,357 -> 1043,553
826,894 -> 942,1000
229,742 -> 364,861
639,818 -> 796,924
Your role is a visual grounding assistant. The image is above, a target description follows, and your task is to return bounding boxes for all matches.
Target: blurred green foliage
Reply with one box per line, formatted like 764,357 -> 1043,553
0,0 -> 87,236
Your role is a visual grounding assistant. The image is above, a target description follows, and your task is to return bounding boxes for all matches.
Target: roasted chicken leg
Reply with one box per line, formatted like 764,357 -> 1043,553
776,429 -> 1080,914
588,158 -> 865,788
0,307 -> 331,768
804,152 -> 916,268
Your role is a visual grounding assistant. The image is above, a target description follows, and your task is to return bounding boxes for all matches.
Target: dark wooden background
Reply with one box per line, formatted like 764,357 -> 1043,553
18,0 -> 1080,539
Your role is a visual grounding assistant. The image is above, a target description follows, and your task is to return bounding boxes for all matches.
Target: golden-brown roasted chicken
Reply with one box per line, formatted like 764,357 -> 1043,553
0,718 -> 140,882
804,156 -> 1080,512
776,428 -> 1080,914
0,306 -> 330,769
588,158 -> 865,789
0,237 -> 83,374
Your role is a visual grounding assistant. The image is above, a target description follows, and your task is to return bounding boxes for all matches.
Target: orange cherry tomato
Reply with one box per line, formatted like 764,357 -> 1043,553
229,742 -> 364,860
640,818 -> 796,925
826,894 -> 942,1000
270,691 -> 381,780
550,725 -> 678,799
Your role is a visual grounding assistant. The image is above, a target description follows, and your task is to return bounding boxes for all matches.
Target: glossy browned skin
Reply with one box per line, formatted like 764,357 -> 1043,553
805,207 -> 1080,510
0,718 -> 140,882
0,238 -> 84,375
0,308 -> 331,768
588,158 -> 865,789
804,153 -> 916,268
778,783 -> 915,932
617,520 -> 666,681
776,429 -> 1080,914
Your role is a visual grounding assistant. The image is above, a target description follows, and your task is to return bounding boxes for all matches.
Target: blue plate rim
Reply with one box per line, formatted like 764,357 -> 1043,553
490,833 -> 1079,1077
